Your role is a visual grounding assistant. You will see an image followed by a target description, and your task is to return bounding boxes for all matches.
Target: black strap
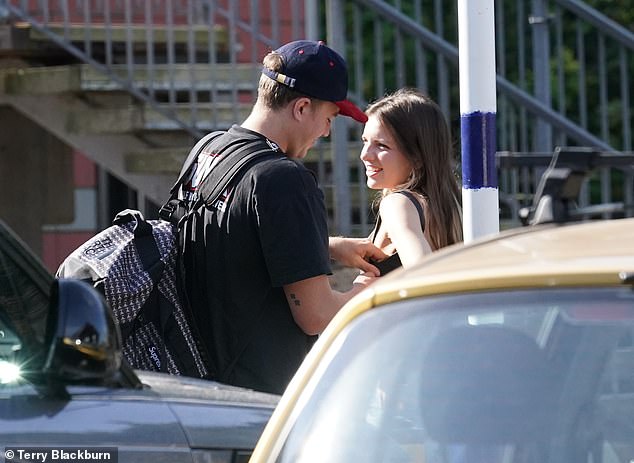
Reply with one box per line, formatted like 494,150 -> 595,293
171,131 -> 225,197
111,210 -> 173,373
196,143 -> 279,207
398,190 -> 426,232
159,131 -> 225,223
370,190 -> 426,243
112,209 -> 164,284
160,132 -> 279,224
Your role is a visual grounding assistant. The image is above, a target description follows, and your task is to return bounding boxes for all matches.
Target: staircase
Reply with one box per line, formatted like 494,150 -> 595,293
0,0 -> 632,268
0,60 -> 257,201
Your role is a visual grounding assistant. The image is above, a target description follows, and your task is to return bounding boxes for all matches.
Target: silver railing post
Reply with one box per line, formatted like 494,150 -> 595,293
530,0 -> 552,153
326,0 -> 351,235
305,0 -> 319,40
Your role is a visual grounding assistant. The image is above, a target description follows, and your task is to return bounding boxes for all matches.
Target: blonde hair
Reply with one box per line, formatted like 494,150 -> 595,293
258,52 -> 317,109
366,88 -> 463,249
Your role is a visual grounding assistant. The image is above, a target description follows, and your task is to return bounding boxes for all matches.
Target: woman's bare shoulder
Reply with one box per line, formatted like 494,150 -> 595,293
380,191 -> 426,215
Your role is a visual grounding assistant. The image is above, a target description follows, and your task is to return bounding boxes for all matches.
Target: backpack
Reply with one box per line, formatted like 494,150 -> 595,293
56,130 -> 277,378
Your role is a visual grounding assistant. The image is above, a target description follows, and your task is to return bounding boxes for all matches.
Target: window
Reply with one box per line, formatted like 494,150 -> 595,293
276,288 -> 634,463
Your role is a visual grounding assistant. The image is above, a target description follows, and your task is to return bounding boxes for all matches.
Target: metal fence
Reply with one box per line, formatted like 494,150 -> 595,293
3,0 -> 633,234
322,0 -> 634,233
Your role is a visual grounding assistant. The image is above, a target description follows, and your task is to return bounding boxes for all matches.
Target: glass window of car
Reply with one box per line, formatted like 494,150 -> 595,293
0,221 -> 51,378
275,288 -> 634,463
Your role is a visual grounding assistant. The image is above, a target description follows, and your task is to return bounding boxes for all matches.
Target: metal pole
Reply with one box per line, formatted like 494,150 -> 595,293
530,0 -> 552,152
305,0 -> 319,41
458,0 -> 500,241
326,0 -> 351,236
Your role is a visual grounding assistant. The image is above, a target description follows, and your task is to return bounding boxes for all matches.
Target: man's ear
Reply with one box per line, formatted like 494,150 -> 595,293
291,97 -> 312,120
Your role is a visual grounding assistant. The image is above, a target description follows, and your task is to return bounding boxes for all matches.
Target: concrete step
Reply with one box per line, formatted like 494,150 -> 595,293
1,65 -> 80,94
27,22 -> 228,50
1,63 -> 259,95
1,63 -> 258,133
143,102 -> 252,130
125,142 -> 364,175
79,63 -> 260,92
65,104 -> 144,134
62,101 -> 252,134
135,129 -> 198,148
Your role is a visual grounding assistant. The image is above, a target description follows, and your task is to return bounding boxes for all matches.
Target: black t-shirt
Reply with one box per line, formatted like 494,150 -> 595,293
182,125 -> 331,394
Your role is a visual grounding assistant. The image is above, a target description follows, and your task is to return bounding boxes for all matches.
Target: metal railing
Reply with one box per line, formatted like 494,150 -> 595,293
323,0 -> 634,233
2,0 -> 633,234
3,0 -> 309,138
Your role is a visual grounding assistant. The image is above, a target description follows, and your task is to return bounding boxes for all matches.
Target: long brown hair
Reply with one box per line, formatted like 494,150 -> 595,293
366,88 -> 463,249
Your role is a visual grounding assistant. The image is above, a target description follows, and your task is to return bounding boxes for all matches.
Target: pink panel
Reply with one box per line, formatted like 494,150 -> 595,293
73,151 -> 97,188
41,231 -> 95,274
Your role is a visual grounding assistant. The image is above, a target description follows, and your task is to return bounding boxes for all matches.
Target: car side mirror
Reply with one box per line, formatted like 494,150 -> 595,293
43,279 -> 122,382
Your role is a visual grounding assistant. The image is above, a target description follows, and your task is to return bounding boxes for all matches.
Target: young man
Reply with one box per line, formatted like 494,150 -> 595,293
179,40 -> 386,395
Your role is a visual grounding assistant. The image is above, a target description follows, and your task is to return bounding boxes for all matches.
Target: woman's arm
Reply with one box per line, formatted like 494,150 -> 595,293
379,193 -> 432,268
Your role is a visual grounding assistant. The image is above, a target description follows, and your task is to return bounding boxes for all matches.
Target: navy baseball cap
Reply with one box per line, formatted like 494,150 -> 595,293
262,40 -> 368,123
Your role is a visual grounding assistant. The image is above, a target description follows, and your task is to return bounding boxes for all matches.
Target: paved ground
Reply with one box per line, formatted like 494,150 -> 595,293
328,264 -> 361,292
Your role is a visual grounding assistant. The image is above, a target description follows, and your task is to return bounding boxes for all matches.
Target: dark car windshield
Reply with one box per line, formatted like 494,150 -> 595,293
276,287 -> 634,463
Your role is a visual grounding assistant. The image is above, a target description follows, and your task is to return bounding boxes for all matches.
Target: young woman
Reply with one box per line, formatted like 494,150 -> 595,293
360,88 -> 463,274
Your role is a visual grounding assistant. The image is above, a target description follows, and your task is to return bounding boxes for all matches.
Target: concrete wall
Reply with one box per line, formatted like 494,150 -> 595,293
0,105 -> 74,260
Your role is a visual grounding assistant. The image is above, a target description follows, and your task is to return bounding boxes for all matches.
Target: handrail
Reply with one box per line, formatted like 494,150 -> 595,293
3,2 -> 204,139
356,0 -> 458,62
356,0 -> 614,151
553,0 -> 634,49
496,77 -> 612,151
214,3 -> 276,49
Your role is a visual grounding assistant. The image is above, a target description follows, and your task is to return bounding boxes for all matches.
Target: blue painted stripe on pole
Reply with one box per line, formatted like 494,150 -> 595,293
461,111 -> 498,189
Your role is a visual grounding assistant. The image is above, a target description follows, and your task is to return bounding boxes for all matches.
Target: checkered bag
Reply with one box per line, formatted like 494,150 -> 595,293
57,130 -> 279,381
57,209 -> 209,378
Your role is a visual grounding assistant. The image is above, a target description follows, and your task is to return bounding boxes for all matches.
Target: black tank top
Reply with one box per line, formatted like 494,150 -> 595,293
369,191 -> 426,275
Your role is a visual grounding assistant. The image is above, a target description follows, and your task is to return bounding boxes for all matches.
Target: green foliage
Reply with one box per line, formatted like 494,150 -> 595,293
585,0 -> 634,31
328,0 -> 632,152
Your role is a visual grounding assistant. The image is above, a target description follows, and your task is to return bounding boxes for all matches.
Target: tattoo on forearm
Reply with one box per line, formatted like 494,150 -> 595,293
290,293 -> 301,307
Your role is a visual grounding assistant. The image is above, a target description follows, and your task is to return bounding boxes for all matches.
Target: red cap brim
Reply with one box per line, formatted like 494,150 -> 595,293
335,100 -> 368,123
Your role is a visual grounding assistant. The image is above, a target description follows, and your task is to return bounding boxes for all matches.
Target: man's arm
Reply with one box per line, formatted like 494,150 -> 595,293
329,236 -> 388,276
283,273 -> 375,335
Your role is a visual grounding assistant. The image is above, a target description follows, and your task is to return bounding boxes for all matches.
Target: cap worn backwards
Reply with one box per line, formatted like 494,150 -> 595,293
262,40 -> 368,123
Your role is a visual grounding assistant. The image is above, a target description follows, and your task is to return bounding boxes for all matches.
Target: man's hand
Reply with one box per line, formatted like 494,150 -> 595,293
329,237 -> 388,276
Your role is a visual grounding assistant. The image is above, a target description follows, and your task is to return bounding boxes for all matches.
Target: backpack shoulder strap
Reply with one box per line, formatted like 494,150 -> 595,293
112,209 -> 164,282
173,131 -> 226,196
196,138 -> 280,207
159,131 -> 225,223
